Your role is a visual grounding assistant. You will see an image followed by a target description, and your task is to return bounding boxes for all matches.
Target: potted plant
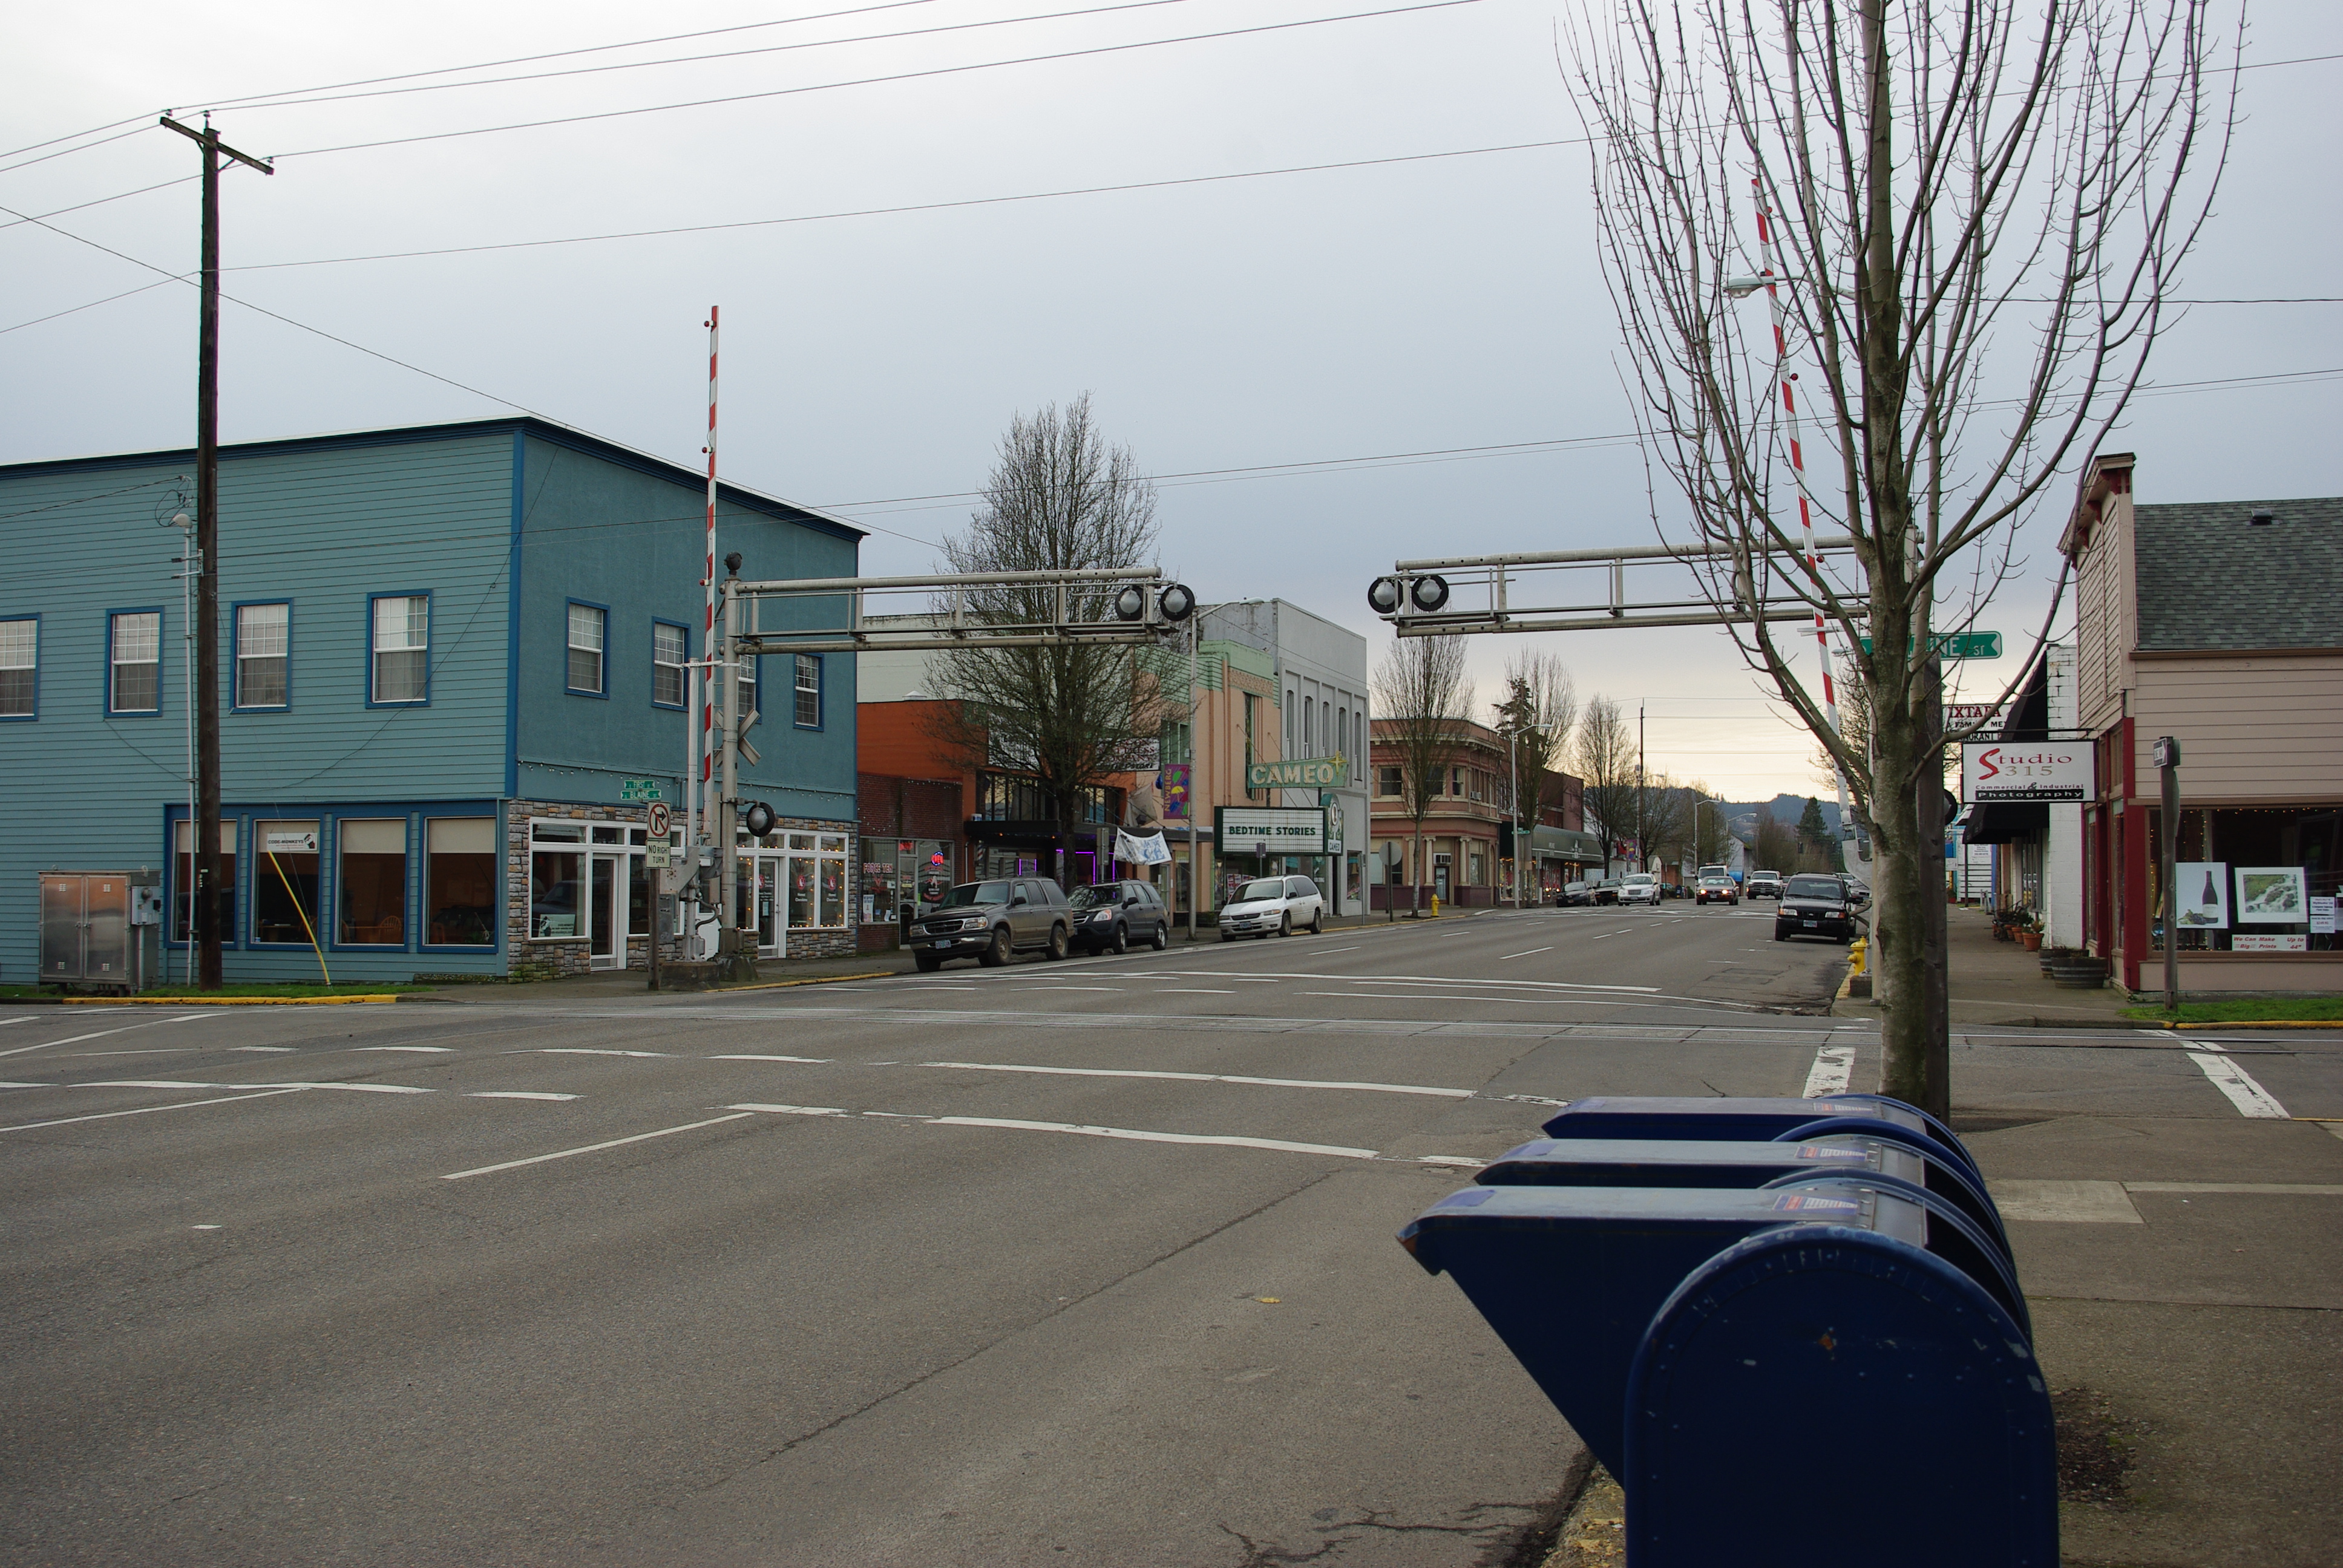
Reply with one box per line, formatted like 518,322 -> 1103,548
2018,912 -> 2043,951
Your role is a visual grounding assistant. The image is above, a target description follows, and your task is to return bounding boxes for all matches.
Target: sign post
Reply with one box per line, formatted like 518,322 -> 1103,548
2154,735 -> 2181,1015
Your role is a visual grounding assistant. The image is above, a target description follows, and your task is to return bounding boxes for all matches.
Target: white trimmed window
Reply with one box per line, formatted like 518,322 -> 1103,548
236,603 -> 289,708
108,611 -> 160,713
652,622 -> 686,707
793,653 -> 821,728
0,618 -> 34,717
371,595 -> 428,703
567,603 -> 606,694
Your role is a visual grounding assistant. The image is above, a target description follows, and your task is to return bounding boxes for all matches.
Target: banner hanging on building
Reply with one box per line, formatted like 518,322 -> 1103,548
1115,829 -> 1172,865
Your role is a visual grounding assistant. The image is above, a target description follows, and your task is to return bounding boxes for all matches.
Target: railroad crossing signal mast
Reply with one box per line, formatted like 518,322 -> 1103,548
683,566 -> 1195,979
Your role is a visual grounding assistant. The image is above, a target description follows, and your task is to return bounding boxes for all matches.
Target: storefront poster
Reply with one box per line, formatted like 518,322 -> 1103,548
2233,933 -> 2309,952
2235,866 -> 2307,924
2174,862 -> 2228,929
2312,895 -> 2338,936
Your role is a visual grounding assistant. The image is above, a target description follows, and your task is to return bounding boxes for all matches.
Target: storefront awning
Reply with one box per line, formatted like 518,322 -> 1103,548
1962,800 -> 2048,846
1530,826 -> 1604,861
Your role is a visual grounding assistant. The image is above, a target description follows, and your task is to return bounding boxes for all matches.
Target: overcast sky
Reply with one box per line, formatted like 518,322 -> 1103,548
5,0 -> 2337,799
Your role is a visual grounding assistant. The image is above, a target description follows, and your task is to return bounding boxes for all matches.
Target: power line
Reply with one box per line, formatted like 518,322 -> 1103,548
206,0 -> 1201,118
266,1 -> 1489,160
0,0 -> 943,165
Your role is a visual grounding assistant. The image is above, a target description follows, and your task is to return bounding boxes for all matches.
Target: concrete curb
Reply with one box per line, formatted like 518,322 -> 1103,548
2155,1019 -> 2343,1031
706,971 -> 900,994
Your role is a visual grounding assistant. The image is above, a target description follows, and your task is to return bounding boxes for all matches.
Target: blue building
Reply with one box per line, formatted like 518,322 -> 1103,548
0,417 -> 862,984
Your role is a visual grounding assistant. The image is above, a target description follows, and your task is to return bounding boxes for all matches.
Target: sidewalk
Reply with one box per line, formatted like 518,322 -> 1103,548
1833,903 -> 2137,1028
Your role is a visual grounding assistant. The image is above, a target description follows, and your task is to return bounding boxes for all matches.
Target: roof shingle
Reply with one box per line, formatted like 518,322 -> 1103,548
2132,497 -> 2343,651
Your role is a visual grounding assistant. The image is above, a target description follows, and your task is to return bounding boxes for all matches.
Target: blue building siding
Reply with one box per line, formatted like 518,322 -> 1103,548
0,418 -> 861,985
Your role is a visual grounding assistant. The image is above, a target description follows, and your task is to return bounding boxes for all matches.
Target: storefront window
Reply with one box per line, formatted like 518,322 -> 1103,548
427,817 -> 496,946
253,820 -> 322,944
788,855 -> 816,929
2152,806 -> 2341,952
337,819 -> 408,945
172,818 -> 237,942
530,822 -> 585,939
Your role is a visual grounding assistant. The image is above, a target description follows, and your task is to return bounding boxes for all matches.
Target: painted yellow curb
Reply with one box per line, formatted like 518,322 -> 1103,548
710,971 -> 897,993
59,994 -> 404,1006
2160,1019 -> 2343,1031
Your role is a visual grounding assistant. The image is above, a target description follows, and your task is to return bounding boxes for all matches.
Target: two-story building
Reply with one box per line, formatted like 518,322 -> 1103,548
0,417 -> 862,985
2059,453 -> 2342,995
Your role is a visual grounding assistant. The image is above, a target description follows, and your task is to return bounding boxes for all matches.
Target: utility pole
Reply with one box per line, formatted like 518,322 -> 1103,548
1186,615 -> 1200,944
160,115 -> 272,991
1636,701 -> 1645,875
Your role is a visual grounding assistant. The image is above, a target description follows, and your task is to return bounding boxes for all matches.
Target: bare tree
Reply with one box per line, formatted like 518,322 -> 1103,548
1752,813 -> 1804,876
1493,649 -> 1579,826
1573,694 -> 1638,878
1371,635 -> 1474,914
1567,0 -> 2232,1114
1636,773 -> 1690,875
927,395 -> 1160,881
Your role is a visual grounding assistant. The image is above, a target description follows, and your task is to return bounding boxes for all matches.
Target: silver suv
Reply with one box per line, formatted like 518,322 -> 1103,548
1218,875 -> 1326,940
911,878 -> 1072,971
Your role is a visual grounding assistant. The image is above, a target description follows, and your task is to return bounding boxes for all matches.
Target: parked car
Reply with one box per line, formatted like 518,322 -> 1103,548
1843,877 -> 1873,908
1618,873 -> 1663,907
1775,873 -> 1862,944
911,877 -> 1072,970
1219,874 -> 1326,939
1695,875 -> 1739,906
1553,881 -> 1593,907
1744,871 -> 1784,900
1067,879 -> 1171,955
1590,878 -> 1624,905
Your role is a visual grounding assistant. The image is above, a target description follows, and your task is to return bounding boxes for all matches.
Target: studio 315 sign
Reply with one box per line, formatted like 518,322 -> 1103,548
1962,742 -> 2095,803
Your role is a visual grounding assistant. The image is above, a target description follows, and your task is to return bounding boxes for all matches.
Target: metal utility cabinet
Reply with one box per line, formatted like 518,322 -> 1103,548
39,872 -> 162,991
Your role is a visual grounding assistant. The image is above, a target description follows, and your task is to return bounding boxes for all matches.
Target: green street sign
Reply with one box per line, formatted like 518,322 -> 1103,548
1857,632 -> 2003,659
618,778 -> 665,802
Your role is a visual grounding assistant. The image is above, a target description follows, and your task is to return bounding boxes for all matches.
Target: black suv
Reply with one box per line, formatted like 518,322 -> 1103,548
911,877 -> 1073,971
1069,879 -> 1171,955
1774,874 -> 1862,944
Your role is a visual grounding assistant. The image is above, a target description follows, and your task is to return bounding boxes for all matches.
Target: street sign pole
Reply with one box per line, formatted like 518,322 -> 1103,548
2156,736 -> 2181,1015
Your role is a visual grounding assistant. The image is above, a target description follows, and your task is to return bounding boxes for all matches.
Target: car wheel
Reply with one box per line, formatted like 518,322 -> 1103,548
1046,924 -> 1069,961
980,926 -> 1011,967
1309,907 -> 1323,934
1774,930 -> 1788,942
1153,921 -> 1169,950
915,953 -> 943,972
1219,930 -> 1234,942
1279,911 -> 1293,938
1111,922 -> 1128,955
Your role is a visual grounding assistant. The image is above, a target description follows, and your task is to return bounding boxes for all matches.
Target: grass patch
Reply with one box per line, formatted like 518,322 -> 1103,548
2122,996 -> 2343,1023
122,982 -> 435,999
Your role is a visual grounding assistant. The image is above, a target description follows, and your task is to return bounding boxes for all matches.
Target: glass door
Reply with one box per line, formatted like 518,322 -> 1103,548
589,854 -> 623,969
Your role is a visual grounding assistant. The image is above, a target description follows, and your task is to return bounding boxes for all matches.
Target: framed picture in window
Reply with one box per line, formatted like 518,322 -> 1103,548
2234,866 -> 2307,924
2174,862 -> 2227,929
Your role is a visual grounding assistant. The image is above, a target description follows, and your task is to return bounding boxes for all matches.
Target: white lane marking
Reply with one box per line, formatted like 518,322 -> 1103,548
0,1086 -> 306,1134
2186,1050 -> 2290,1118
1013,987 -> 1124,993
533,1048 -> 668,1058
468,1091 -> 580,1102
0,1018 -> 35,1028
2125,1181 -> 2343,1196
232,1046 -> 297,1052
2325,1123 -> 2343,1144
1991,1179 -> 2145,1223
1499,947 -> 1554,961
710,1054 -> 831,1063
921,1060 -> 1476,1099
1111,970 -> 1663,995
1312,946 -> 1360,955
1803,1044 -> 1858,1097
1416,1155 -> 1488,1168
439,1112 -> 758,1180
0,1081 -> 50,1088
1296,991 -> 1758,1016
81,1079 -> 434,1095
0,1013 -> 217,1060
727,1103 -> 850,1116
1155,988 -> 1234,994
931,1116 -> 1378,1160
355,1045 -> 452,1053
192,1224 -> 221,1230
66,1048 -> 198,1055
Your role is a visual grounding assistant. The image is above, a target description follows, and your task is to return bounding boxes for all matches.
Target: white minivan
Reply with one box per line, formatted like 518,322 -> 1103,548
1218,875 -> 1326,939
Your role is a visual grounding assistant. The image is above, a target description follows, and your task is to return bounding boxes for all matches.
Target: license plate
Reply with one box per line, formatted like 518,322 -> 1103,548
932,939 -> 952,948
1803,920 -> 1817,927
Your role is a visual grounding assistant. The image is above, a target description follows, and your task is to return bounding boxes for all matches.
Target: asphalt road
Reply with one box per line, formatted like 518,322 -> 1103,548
4,902 -> 2334,1564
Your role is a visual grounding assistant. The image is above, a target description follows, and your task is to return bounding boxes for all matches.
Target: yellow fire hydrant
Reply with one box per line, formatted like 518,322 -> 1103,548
1430,894 -> 1441,918
1849,937 -> 1868,976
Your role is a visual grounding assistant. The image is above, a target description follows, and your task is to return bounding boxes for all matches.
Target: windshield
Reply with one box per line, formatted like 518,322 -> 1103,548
1784,877 -> 1844,901
1069,886 -> 1120,909
940,881 -> 1012,908
1230,878 -> 1284,904
1624,875 -> 1655,885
